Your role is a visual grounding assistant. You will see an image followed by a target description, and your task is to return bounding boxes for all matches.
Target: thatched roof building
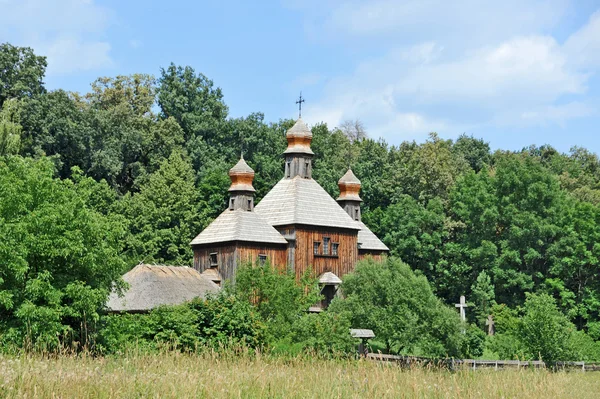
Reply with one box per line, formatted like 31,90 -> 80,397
106,264 -> 220,312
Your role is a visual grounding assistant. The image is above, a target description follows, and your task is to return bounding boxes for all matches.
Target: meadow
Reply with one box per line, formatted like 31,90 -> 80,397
1,352 -> 599,398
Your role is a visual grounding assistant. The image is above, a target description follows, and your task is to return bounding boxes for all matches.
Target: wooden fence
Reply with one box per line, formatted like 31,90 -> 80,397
366,353 -> 600,371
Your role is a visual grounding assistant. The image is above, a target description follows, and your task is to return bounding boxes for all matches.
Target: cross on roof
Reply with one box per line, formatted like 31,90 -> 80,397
455,295 -> 468,322
296,92 -> 305,118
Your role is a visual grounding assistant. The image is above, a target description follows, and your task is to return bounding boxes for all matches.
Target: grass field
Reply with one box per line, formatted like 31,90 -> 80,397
1,352 -> 599,398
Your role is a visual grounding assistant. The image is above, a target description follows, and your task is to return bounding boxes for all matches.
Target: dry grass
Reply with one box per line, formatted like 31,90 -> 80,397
1,352 -> 599,398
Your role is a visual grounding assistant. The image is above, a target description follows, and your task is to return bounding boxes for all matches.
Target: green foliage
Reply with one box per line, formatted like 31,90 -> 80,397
233,263 -> 321,340
120,151 -> 202,265
0,98 -> 22,155
0,43 -> 47,107
157,63 -> 228,142
98,293 -> 265,354
330,257 -> 464,357
517,293 -> 575,364
0,156 -> 126,350
461,324 -> 486,358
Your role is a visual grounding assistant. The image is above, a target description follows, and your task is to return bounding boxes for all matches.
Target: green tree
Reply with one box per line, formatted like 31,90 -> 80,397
330,257 -> 464,357
0,43 -> 47,107
121,151 -> 201,265
517,293 -> 574,364
157,63 -> 228,142
0,156 -> 126,350
233,262 -> 321,341
0,98 -> 22,155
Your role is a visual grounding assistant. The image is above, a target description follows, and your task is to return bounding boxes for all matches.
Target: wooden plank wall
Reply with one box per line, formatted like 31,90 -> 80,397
193,243 -> 287,281
237,245 -> 287,270
294,227 -> 358,278
193,244 -> 236,280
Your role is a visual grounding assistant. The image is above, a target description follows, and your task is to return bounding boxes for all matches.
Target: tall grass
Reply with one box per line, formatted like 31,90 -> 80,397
1,351 -> 598,398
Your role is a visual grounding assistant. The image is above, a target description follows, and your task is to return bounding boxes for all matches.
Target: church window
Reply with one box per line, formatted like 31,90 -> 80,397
209,252 -> 218,267
258,254 -> 267,265
354,208 -> 359,221
313,241 -> 320,255
332,243 -> 339,256
305,161 -> 309,177
247,199 -> 252,211
286,162 -> 291,178
230,198 -> 235,210
323,237 -> 330,255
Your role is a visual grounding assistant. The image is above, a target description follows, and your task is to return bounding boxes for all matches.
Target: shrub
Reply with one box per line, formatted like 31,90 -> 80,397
329,257 -> 464,357
517,293 -> 575,364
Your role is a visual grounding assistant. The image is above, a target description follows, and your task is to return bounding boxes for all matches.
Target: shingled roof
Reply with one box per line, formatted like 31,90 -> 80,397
357,221 -> 389,251
255,176 -> 360,230
190,208 -> 288,246
106,265 -> 219,312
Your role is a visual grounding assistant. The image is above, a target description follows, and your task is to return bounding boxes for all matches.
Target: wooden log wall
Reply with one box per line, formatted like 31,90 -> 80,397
293,226 -> 358,279
193,242 -> 287,281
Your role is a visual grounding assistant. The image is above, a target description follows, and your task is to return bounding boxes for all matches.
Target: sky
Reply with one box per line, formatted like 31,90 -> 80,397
1,0 -> 600,154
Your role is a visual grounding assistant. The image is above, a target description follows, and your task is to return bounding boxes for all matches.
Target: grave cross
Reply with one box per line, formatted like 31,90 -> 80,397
296,92 -> 305,118
455,295 -> 468,322
486,315 -> 495,336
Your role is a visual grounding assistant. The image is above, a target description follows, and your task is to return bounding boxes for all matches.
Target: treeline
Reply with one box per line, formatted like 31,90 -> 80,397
2,43 -> 600,361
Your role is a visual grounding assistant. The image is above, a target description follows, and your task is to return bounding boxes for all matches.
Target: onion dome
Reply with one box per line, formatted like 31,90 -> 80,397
228,156 -> 255,192
337,168 -> 362,201
284,118 -> 314,155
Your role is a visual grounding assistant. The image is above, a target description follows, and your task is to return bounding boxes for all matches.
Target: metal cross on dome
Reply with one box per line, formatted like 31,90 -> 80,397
296,92 -> 305,118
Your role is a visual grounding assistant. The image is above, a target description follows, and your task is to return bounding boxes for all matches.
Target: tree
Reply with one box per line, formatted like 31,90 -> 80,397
330,257 -> 464,357
233,262 -> 320,341
471,271 -> 495,326
120,151 -> 201,265
0,156 -> 126,350
157,63 -> 228,142
0,43 -> 47,107
518,293 -> 575,364
452,134 -> 491,172
339,119 -> 367,143
0,98 -> 22,155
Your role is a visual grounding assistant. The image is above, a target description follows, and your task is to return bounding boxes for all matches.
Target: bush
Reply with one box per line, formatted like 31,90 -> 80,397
461,324 -> 486,358
97,292 -> 265,354
517,293 -> 575,364
232,262 -> 320,341
329,257 -> 464,357
0,156 -> 126,351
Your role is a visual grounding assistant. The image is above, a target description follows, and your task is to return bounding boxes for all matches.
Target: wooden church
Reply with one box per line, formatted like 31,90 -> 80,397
190,118 -> 388,303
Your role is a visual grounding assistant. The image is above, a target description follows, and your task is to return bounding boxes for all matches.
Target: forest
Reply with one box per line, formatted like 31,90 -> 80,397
2,42 -> 600,362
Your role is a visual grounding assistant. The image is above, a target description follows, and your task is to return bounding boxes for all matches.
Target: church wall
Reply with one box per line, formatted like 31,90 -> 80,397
293,226 -> 358,279
193,242 -> 287,281
193,244 -> 237,280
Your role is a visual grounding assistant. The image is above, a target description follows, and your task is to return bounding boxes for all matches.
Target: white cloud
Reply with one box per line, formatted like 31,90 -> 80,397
0,0 -> 114,75
292,2 -> 600,141
519,102 -> 595,127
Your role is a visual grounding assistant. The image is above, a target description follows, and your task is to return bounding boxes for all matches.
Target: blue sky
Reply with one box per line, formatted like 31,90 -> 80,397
1,0 -> 600,154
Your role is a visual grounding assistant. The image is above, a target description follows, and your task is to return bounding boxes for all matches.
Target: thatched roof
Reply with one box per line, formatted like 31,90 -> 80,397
255,177 -> 361,230
190,209 -> 288,246
106,265 -> 220,312
357,221 -> 389,252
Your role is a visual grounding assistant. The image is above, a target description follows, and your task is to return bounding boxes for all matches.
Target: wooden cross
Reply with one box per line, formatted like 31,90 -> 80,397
486,315 -> 495,336
296,92 -> 305,118
455,295 -> 468,322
